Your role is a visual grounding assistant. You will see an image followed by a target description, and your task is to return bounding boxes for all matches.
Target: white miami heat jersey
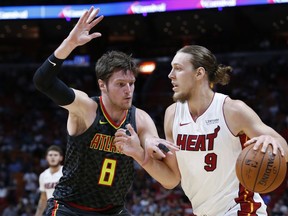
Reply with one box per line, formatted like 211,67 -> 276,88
173,93 -> 267,216
39,166 -> 63,199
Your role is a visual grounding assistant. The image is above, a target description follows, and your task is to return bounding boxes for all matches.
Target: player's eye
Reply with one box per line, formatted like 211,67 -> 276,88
175,66 -> 181,71
118,83 -> 126,87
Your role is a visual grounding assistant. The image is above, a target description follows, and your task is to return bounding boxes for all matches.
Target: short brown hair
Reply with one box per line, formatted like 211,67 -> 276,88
46,145 -> 63,156
95,50 -> 138,82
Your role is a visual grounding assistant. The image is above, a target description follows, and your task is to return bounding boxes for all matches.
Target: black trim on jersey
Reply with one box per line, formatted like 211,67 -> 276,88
130,103 -> 137,133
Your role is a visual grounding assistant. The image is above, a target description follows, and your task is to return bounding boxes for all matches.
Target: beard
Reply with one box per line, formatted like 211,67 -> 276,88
172,91 -> 189,103
122,100 -> 132,109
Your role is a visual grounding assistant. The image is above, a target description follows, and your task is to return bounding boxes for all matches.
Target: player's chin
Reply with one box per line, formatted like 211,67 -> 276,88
173,93 -> 185,103
50,163 -> 60,168
121,101 -> 132,109
172,93 -> 177,99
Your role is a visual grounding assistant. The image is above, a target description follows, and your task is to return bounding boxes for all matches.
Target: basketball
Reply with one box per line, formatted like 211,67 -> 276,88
235,144 -> 287,194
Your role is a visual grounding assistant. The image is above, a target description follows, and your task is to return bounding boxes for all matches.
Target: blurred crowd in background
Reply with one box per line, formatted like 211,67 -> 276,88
0,49 -> 288,216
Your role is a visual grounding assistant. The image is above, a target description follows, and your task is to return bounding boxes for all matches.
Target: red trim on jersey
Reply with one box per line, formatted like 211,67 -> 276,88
235,134 -> 263,215
235,184 -> 262,215
99,96 -> 128,129
239,133 -> 249,149
66,201 -> 114,212
52,200 -> 59,216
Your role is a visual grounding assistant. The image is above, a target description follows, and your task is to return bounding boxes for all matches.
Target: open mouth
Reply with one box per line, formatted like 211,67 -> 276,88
171,82 -> 178,91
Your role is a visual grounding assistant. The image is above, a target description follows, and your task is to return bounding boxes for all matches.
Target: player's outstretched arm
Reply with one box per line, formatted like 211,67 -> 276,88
114,108 -> 181,189
224,98 -> 288,162
35,192 -> 47,216
33,7 -> 103,107
114,124 -> 178,162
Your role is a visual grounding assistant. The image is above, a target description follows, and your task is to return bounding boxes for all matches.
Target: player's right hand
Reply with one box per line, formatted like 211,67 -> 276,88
114,124 -> 144,160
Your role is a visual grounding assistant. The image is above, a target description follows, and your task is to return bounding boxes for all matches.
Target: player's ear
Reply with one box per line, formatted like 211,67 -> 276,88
195,67 -> 205,80
98,79 -> 106,91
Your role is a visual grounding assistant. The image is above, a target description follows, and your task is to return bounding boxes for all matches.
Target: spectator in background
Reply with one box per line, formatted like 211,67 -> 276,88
2,202 -> 18,216
23,167 -> 38,195
0,180 -> 8,209
35,145 -> 63,216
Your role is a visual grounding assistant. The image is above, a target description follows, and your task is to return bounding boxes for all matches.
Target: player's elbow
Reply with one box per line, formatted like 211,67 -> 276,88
33,69 -> 50,92
161,179 -> 180,189
162,183 -> 179,190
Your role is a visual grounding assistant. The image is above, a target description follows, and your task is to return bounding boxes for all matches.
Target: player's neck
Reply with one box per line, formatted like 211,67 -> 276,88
188,90 -> 214,121
100,96 -> 128,123
50,165 -> 61,174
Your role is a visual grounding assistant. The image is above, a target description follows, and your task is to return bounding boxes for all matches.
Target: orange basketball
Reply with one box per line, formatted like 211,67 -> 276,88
235,144 -> 287,194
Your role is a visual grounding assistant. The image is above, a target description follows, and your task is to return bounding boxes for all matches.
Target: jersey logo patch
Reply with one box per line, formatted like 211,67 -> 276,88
205,119 -> 219,125
99,120 -> 108,125
179,122 -> 191,126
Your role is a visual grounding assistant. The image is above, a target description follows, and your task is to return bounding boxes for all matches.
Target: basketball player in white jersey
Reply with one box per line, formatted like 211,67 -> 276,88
114,45 -> 288,216
35,145 -> 63,216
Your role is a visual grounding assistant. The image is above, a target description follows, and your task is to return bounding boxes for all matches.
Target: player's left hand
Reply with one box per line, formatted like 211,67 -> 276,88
142,137 -> 179,165
244,135 -> 285,156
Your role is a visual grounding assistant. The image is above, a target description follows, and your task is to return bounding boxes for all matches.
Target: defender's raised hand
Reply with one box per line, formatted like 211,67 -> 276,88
54,6 -> 104,59
67,6 -> 104,47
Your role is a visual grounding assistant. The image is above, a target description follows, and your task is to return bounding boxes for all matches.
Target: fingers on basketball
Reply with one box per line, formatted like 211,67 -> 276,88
235,144 -> 287,194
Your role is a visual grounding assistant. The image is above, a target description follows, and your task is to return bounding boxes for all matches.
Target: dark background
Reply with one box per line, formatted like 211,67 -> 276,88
0,1 -> 288,63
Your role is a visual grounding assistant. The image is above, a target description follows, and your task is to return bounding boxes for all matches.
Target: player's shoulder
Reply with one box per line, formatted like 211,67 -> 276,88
223,97 -> 255,127
163,103 -> 176,125
165,103 -> 176,115
135,107 -> 151,121
224,97 -> 249,113
59,165 -> 64,172
166,102 -> 177,112
39,168 -> 51,177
